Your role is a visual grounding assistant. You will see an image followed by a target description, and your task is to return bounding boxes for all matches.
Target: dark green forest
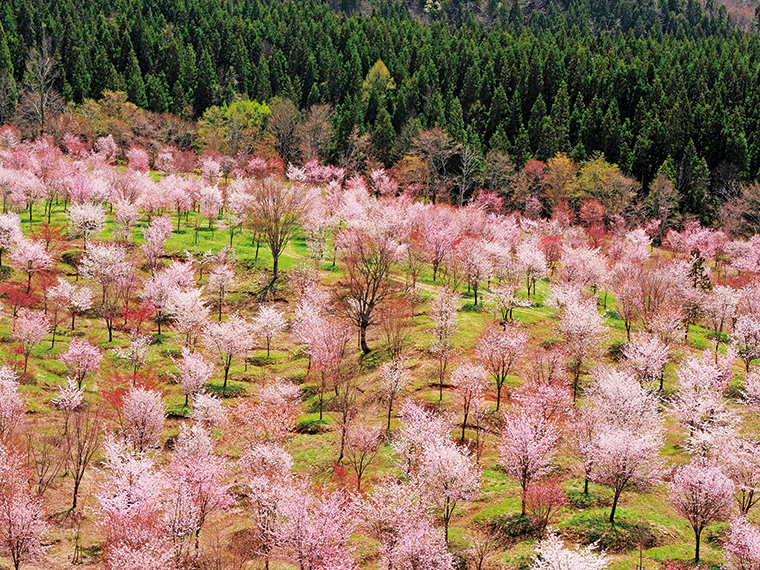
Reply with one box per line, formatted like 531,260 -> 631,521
1,0 -> 760,211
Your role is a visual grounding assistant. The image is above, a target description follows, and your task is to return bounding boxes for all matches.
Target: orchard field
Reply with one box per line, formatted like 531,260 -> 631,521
0,127 -> 760,570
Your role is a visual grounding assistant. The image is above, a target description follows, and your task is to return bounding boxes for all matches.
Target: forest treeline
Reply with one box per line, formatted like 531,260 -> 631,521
1,0 -> 760,223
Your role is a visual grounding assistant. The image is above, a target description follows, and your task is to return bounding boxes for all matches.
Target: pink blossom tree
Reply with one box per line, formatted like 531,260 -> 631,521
0,213 -> 22,266
719,436 -> 760,515
59,338 -> 102,388
558,297 -> 606,400
279,487 -> 357,570
0,443 -> 49,570
669,459 -> 734,564
703,285 -> 740,360
476,325 -> 527,410
168,287 -> 210,348
415,438 -> 481,543
202,314 -> 254,391
456,239 -> 491,307
10,240 -> 53,293
67,202 -> 106,252
451,364 -> 488,442
498,407 -> 560,515
49,277 -> 93,331
429,288 -> 460,400
206,264 -> 235,321
12,309 -> 49,374
623,333 -> 670,390
418,206 -> 461,282
0,367 -> 23,441
115,335 -> 152,382
379,358 -> 411,432
732,314 -> 760,372
388,519 -> 454,570
588,424 -> 664,524
123,387 -> 166,452
231,381 -> 302,444
725,516 -> 760,570
168,425 -> 232,550
140,216 -> 173,276
517,238 -> 548,298
173,348 -> 214,407
252,305 -> 287,357
191,393 -> 226,429
95,436 -> 172,570
344,423 -> 384,491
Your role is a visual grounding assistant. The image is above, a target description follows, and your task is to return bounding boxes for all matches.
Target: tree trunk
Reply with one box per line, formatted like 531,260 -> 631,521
609,491 -> 620,524
360,325 -> 370,355
273,255 -> 279,280
695,529 -> 701,564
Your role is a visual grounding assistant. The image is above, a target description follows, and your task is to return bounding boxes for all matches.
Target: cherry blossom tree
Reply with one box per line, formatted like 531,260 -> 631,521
173,349 -> 214,407
123,387 -> 165,452
558,297 -> 606,400
0,367 -> 23,442
206,264 -> 235,321
239,443 -> 293,569
0,213 -> 22,266
457,237 -> 492,306
530,529 -> 609,570
623,333 -> 670,390
112,200 -> 140,245
252,305 -> 287,357
418,206 -> 461,282
10,240 -> 52,293
725,516 -> 760,570
231,381 -> 302,445
719,435 -> 760,515
588,424 -> 664,524
191,393 -> 226,430
379,358 -> 411,432
703,284 -> 740,359
59,338 -> 102,388
388,519 -> 454,570
49,277 -> 92,331
517,238 -> 548,298
498,407 -> 561,515
168,287 -> 210,348
79,244 -> 135,342
0,443 -> 49,570
202,314 -> 254,391
67,202 -> 105,252
429,289 -> 460,400
12,309 -> 49,374
279,487 -> 357,570
140,216 -> 173,276
95,435 -> 172,570
732,314 -> 760,371
168,425 -> 232,550
344,423 -> 384,491
476,325 -> 527,410
394,407 -> 481,545
669,459 -> 734,564
115,335 -> 152,382
451,364 -> 488,442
